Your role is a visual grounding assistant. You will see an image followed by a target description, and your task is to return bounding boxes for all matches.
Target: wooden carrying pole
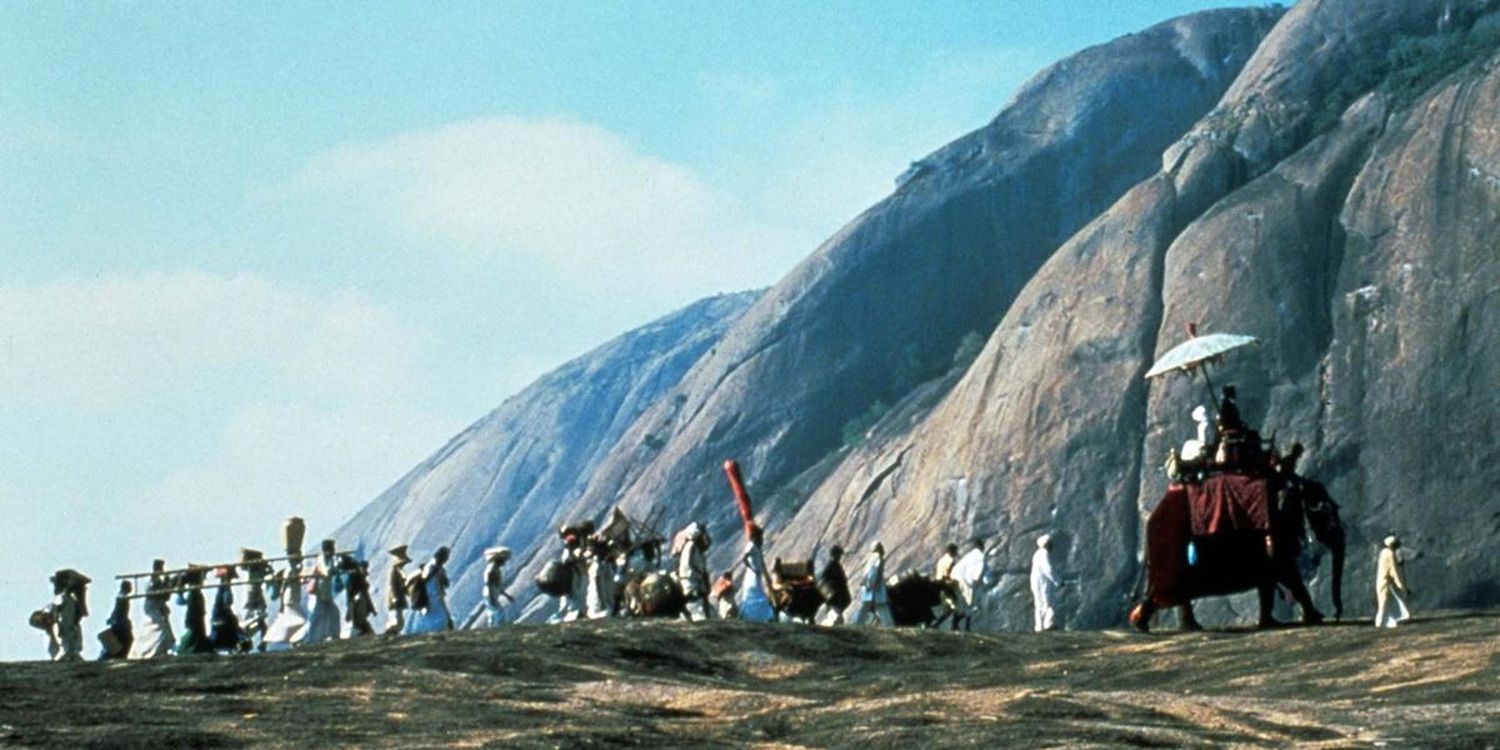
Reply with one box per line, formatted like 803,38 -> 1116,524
121,573 -> 337,601
115,551 -> 356,581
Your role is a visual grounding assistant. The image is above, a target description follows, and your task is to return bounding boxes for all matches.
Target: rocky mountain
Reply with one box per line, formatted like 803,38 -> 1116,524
788,0 -> 1500,629
340,0 -> 1499,631
334,291 -> 758,622
528,7 -> 1286,590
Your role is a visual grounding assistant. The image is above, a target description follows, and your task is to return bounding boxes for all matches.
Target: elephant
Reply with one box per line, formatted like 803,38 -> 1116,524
1129,469 -> 1344,632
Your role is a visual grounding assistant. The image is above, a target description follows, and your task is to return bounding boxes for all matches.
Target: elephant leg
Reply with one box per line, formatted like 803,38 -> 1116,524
1178,603 -> 1202,632
1329,540 -> 1345,621
1257,584 -> 1282,629
1280,567 -> 1323,624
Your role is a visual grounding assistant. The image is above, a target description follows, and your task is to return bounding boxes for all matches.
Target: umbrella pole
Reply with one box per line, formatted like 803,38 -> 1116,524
1199,366 -> 1219,419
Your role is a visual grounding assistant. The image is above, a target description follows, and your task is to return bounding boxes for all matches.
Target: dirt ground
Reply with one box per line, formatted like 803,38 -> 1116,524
1,612 -> 1497,749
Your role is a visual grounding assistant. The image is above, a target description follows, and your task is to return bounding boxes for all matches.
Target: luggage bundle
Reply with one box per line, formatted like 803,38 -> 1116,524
535,559 -> 574,597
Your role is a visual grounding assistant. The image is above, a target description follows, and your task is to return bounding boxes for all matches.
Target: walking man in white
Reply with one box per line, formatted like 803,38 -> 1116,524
1374,535 -> 1412,628
852,542 -> 892,626
1030,534 -> 1061,632
676,523 -> 711,621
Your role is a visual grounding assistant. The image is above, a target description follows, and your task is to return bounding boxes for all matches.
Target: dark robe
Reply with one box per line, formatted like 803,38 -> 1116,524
176,588 -> 215,655
208,583 -> 244,652
100,594 -> 133,659
817,559 -> 852,612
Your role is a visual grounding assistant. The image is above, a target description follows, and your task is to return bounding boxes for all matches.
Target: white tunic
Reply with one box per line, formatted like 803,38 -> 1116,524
130,586 -> 176,660
951,548 -> 988,614
585,555 -> 616,619
263,569 -> 310,651
483,561 -> 508,628
1030,546 -> 1060,632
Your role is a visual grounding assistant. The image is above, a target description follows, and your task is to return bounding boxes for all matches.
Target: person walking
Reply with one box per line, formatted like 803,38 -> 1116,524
385,545 -> 412,635
406,546 -> 453,633
1030,535 -> 1062,632
481,547 -> 512,628
207,566 -> 245,653
46,570 -> 87,661
676,523 -> 711,621
737,525 -> 777,623
175,567 -> 215,655
99,580 -> 134,660
585,537 -> 617,620
852,542 -> 892,626
1375,535 -> 1412,628
300,539 -> 342,645
342,556 -> 377,637
263,559 -> 310,651
130,560 -> 175,659
815,545 -> 852,625
240,549 -> 273,651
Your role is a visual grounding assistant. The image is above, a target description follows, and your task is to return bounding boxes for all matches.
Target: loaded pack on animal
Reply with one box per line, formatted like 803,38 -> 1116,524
1130,329 -> 1346,632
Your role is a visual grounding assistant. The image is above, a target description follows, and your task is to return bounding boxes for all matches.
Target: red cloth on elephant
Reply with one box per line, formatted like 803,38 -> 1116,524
1188,473 -> 1271,536
1145,485 -> 1191,607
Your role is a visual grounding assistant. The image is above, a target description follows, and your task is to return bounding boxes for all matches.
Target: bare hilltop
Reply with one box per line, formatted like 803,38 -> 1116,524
3,614 -> 1498,749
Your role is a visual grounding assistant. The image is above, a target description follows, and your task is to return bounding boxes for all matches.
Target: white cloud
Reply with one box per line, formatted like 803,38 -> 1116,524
275,116 -> 806,298
141,401 -> 462,545
0,271 -> 420,410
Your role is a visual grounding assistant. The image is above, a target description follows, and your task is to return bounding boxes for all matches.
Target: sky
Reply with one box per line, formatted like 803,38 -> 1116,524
0,1 -> 1255,660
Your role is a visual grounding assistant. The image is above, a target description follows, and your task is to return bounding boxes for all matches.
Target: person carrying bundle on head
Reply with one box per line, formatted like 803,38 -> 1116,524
481,547 -> 512,628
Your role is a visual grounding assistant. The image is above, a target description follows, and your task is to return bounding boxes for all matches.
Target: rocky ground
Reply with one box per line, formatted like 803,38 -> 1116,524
1,612 -> 1497,749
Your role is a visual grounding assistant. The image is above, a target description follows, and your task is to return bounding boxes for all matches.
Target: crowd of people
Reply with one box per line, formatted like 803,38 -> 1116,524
30,511 -> 1076,662
30,393 -> 1416,662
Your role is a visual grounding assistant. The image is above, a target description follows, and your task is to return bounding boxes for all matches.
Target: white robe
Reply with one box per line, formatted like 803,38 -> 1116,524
263,571 -> 309,651
737,542 -> 775,623
585,556 -> 616,619
130,590 -> 175,659
482,562 -> 509,628
853,554 -> 892,626
554,549 -> 587,623
48,593 -> 83,661
1375,548 -> 1411,628
300,555 -> 341,645
406,562 -> 452,634
951,548 -> 988,616
1030,547 -> 1060,632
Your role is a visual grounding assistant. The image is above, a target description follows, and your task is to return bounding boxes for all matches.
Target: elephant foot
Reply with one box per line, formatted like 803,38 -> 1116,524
1129,603 -> 1153,633
1302,609 -> 1325,626
1257,617 -> 1285,630
1181,617 -> 1203,633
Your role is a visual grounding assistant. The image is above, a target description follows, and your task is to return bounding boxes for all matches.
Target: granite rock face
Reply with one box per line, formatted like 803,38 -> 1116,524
334,292 -> 758,622
543,8 -> 1285,588
340,1 -> 1499,630
793,0 -> 1500,629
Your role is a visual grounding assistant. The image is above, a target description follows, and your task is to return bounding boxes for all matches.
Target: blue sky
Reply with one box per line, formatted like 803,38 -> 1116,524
0,1 -> 1255,659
